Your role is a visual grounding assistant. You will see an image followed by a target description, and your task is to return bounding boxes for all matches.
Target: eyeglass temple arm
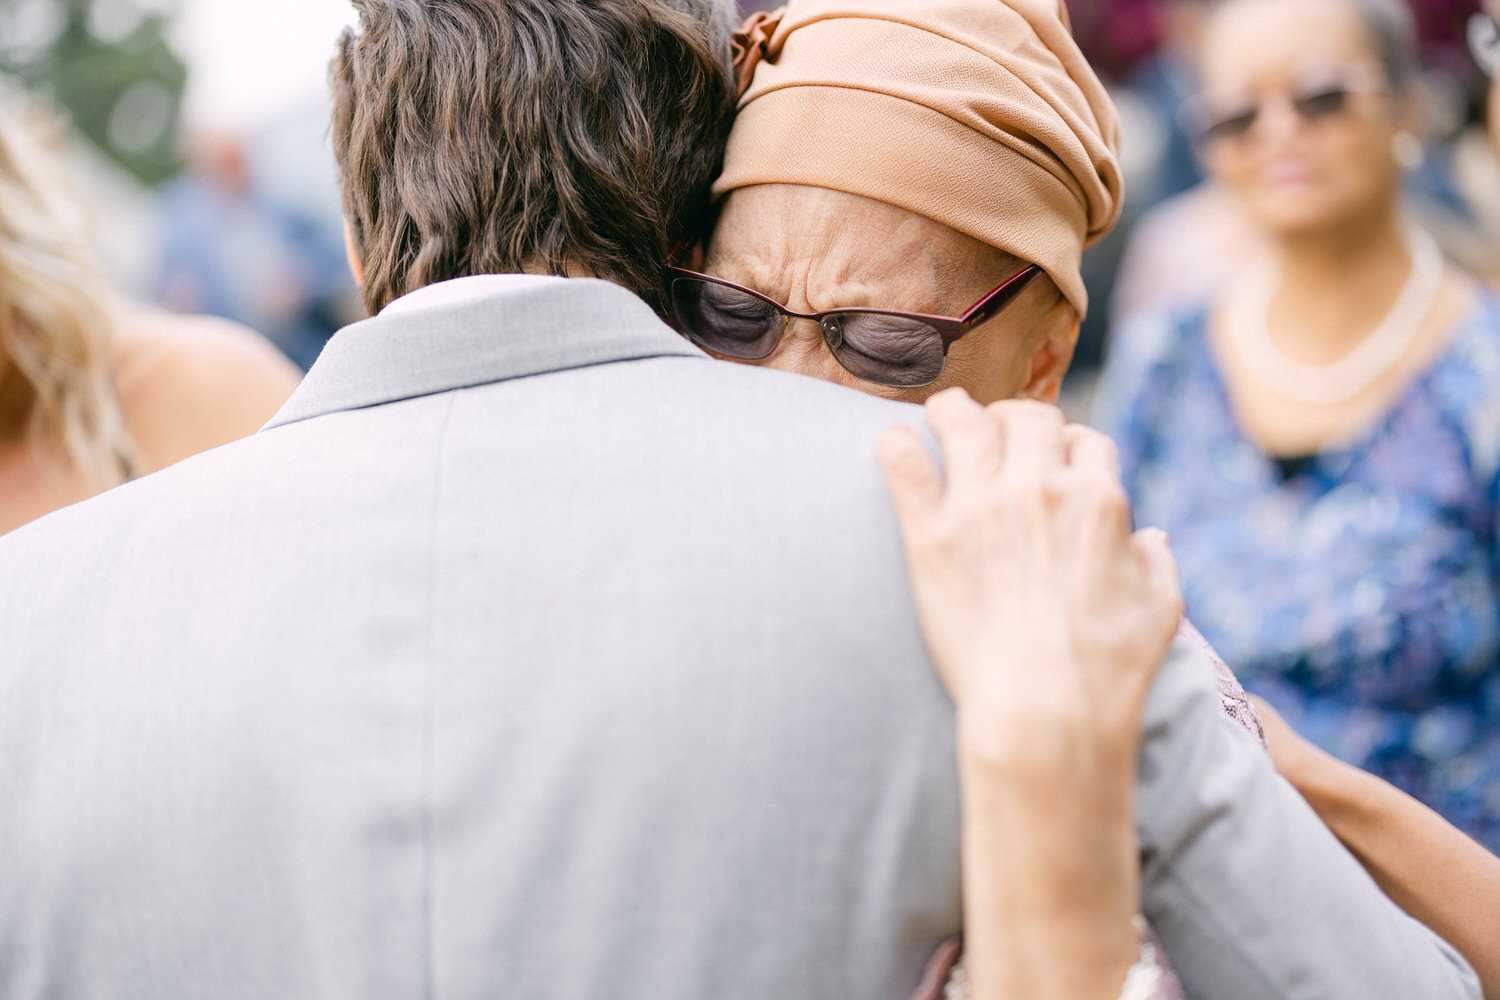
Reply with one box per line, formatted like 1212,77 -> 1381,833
957,265 -> 1043,333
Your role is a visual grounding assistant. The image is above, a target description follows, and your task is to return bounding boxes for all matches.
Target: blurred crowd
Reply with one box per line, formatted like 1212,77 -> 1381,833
4,0 -> 1500,852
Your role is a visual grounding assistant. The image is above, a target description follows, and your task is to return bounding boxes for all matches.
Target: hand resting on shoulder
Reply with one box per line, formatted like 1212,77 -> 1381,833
879,388 -> 1182,1000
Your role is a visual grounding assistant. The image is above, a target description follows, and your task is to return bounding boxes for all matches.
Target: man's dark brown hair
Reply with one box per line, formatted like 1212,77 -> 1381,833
331,0 -> 737,316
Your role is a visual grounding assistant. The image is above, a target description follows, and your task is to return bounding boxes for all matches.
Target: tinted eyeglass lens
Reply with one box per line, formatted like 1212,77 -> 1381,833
1204,106 -> 1257,143
1293,86 -> 1350,119
1203,85 -> 1353,144
827,312 -> 947,388
672,277 -> 782,359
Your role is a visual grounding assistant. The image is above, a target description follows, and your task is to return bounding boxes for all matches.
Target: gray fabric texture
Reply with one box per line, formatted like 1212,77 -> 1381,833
0,275 -> 1478,1000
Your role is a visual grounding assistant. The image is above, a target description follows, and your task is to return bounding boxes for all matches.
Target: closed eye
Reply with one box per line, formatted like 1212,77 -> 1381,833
701,284 -> 777,322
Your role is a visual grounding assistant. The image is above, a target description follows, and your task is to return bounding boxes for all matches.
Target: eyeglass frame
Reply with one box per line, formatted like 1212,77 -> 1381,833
1179,63 -> 1388,147
664,262 -> 1044,365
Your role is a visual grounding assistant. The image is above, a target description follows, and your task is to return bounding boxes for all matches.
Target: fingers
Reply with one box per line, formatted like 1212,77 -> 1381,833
924,387 -> 1004,493
1034,425 -> 1132,562
1131,527 -> 1183,622
924,391 -> 1075,499
877,424 -> 942,528
989,399 -> 1066,482
1063,425 -> 1121,481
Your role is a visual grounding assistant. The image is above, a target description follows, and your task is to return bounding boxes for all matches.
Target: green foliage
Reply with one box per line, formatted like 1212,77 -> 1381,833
1,0 -> 186,185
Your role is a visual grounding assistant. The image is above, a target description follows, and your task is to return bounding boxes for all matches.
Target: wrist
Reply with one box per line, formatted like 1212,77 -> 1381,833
953,719 -> 1144,1000
955,708 -> 1139,788
964,912 -> 1141,1000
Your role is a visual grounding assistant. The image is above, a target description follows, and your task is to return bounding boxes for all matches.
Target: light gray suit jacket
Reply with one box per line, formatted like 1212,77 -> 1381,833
0,275 -> 1478,999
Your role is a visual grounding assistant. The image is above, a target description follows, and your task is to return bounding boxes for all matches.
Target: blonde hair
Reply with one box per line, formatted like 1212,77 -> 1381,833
0,100 -> 135,488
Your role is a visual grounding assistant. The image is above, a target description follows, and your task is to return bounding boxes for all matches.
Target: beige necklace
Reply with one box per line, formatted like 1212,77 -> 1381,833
1228,228 -> 1443,406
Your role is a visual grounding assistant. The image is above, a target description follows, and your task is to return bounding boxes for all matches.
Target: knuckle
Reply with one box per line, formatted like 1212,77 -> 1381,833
1013,398 -> 1064,421
985,397 -> 1063,426
1084,428 -> 1120,464
1099,435 -> 1121,467
995,475 -> 1044,511
1067,469 -> 1129,509
1022,404 -> 1067,437
928,387 -> 981,425
927,507 -> 969,545
1095,478 -> 1131,515
1041,474 -> 1071,509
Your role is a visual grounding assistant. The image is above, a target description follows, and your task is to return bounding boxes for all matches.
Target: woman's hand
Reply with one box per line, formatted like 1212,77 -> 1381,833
877,388 -> 1183,1000
878,388 -> 1182,758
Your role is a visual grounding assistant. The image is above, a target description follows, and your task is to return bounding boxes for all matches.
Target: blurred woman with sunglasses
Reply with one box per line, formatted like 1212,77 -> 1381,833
0,102 -> 301,535
1210,8 -> 1500,998
1092,0 -> 1500,851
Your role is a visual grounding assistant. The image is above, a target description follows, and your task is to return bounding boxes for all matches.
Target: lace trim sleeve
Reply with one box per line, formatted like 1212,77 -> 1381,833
912,921 -> 1186,1000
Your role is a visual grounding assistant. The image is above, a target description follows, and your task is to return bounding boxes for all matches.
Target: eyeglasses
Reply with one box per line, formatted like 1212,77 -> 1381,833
1185,67 -> 1385,146
1471,12 -> 1500,78
666,264 -> 1042,388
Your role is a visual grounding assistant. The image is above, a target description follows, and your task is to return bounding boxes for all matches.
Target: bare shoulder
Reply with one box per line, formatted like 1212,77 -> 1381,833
112,305 -> 303,474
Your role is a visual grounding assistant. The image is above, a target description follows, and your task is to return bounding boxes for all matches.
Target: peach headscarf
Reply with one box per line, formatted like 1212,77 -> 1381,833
713,0 -> 1123,315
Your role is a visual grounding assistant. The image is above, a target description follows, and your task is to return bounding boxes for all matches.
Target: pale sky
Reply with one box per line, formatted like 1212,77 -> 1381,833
173,0 -> 358,131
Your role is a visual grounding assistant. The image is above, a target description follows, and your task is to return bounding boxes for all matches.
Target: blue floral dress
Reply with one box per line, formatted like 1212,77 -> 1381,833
1095,292 -> 1500,851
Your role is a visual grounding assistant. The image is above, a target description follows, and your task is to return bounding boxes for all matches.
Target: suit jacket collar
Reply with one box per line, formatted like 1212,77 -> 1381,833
266,275 -> 707,429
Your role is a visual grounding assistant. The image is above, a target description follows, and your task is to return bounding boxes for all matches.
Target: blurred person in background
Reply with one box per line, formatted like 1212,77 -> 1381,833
0,101 -> 300,535
1092,0 -> 1500,849
1108,0 -> 1499,331
1106,179 -> 1265,325
1227,10 -> 1500,998
1125,0 -> 1214,206
156,129 -> 354,370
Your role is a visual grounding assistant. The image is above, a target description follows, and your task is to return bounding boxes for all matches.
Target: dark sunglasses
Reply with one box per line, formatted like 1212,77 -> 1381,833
666,264 -> 1042,389
1186,69 -> 1384,146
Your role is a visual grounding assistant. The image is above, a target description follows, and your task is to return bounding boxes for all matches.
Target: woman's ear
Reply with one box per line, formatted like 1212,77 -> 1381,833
1017,305 -> 1080,405
680,239 -> 706,272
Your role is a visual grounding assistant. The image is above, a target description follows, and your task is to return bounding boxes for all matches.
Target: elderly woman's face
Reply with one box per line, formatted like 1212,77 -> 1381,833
698,185 -> 1077,405
1198,0 -> 1409,239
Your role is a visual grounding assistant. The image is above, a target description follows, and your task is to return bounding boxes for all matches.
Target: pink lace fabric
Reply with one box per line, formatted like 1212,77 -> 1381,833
911,928 -> 1186,1000
1180,619 -> 1267,748
909,623 -> 1263,1000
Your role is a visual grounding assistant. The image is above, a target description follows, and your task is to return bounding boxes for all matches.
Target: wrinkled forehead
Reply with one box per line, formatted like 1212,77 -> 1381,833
707,186 -> 934,274
704,184 -> 1017,298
